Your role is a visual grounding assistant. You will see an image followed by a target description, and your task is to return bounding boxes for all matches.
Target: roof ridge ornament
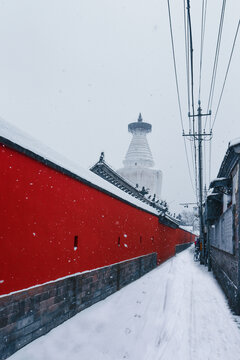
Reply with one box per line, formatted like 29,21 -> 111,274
99,152 -> 105,162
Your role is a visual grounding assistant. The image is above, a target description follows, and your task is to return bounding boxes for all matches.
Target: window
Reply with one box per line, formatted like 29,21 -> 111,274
74,236 -> 78,250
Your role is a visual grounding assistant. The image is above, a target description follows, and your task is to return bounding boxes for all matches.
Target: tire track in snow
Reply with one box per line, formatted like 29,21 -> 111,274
162,259 -> 174,313
154,258 -> 185,359
189,277 -> 195,360
156,252 -> 195,360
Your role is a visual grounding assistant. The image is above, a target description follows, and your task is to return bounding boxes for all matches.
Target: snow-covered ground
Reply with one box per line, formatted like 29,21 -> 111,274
10,247 -> 240,360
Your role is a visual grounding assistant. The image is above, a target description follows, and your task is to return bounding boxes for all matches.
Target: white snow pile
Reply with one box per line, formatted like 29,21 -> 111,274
9,247 -> 240,360
0,118 -> 158,215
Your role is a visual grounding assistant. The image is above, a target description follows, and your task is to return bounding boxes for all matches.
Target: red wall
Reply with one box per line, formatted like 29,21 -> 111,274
0,143 -> 193,296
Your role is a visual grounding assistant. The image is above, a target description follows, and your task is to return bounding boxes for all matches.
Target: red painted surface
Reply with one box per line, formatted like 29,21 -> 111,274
0,143 -> 194,296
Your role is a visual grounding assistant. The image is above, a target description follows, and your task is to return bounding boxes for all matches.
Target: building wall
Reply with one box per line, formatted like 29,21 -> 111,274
210,162 -> 240,313
211,247 -> 238,312
0,254 -> 156,360
0,143 -> 192,297
0,142 -> 193,358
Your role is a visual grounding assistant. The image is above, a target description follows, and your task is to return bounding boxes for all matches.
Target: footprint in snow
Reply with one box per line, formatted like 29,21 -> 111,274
125,328 -> 132,334
134,314 -> 141,318
136,300 -> 141,304
142,291 -> 146,294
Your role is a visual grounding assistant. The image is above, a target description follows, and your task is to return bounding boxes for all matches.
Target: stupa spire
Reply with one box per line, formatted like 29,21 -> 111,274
123,113 -> 154,168
117,113 -> 162,198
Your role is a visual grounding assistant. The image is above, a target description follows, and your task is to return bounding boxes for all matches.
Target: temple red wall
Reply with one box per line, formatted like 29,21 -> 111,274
0,143 -> 193,296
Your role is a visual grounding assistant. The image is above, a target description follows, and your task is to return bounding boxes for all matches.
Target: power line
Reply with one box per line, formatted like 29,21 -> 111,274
207,19 -> 240,187
183,138 -> 195,194
208,140 -> 212,185
166,0 -> 184,129
204,0 -> 226,189
203,135 -> 207,190
205,0 -> 226,129
184,103 -> 212,264
183,0 -> 198,198
185,0 -> 214,263
166,0 -> 195,194
186,0 -> 198,200
186,0 -> 195,119
212,19 -> 240,130
198,0 -> 208,102
208,0 -> 226,111
183,0 -> 191,118
199,0 -> 208,192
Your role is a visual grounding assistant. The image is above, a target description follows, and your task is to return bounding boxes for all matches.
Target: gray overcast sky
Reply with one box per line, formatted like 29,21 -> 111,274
0,0 -> 240,212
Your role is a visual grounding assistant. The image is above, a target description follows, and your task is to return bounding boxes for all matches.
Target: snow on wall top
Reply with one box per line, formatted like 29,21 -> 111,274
229,138 -> 240,148
0,118 -> 158,216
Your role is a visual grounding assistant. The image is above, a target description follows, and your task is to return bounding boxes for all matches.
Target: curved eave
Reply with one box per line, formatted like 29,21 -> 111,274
218,146 -> 240,178
128,122 -> 152,133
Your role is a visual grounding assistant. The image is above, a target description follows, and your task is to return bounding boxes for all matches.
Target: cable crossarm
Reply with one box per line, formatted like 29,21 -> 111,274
166,0 -> 195,195
212,19 -> 240,130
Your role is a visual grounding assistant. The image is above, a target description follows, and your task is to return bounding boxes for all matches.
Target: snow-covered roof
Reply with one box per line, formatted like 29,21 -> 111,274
207,192 -> 221,197
211,177 -> 228,182
179,225 -> 192,232
0,118 -> 159,215
209,177 -> 231,190
229,137 -> 240,148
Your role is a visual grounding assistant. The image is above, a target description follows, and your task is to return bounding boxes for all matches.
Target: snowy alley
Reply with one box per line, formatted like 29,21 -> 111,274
9,247 -> 240,360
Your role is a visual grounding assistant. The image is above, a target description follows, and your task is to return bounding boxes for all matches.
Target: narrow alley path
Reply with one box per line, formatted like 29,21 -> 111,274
10,247 -> 240,360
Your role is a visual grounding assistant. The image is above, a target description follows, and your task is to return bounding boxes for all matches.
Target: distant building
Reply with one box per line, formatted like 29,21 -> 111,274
117,113 -> 162,199
206,139 -> 240,313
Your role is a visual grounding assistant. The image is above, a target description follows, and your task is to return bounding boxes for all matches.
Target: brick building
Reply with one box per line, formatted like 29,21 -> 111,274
206,139 -> 240,313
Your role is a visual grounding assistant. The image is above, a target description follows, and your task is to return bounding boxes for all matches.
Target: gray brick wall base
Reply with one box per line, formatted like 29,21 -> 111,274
0,253 -> 157,360
211,249 -> 239,314
175,242 -> 192,254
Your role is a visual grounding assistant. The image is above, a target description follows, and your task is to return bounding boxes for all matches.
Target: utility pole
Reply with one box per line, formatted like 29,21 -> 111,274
197,101 -> 204,263
183,100 -> 211,264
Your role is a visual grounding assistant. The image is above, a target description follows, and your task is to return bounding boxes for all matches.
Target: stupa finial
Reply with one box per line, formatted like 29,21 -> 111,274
128,113 -> 151,134
138,113 -> 143,122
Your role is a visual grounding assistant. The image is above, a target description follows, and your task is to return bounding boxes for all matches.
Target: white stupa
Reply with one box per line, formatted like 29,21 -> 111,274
117,113 -> 162,198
